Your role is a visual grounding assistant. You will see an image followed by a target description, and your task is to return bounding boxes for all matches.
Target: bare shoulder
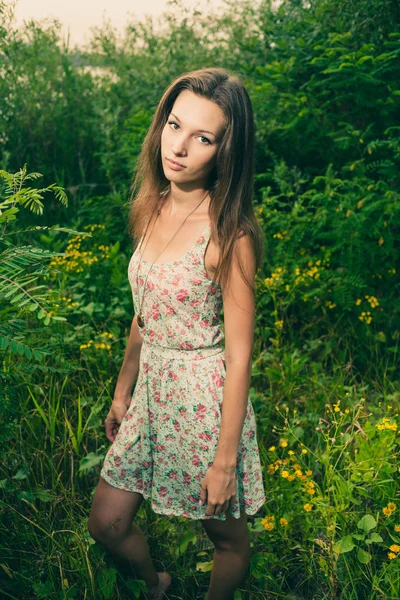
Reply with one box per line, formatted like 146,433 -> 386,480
204,227 -> 255,285
227,230 -> 256,287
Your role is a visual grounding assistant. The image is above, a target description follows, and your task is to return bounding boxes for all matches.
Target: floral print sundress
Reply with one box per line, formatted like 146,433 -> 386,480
100,222 -> 266,520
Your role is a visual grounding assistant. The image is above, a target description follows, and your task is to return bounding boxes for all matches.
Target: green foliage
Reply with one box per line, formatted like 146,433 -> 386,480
0,164 -> 87,448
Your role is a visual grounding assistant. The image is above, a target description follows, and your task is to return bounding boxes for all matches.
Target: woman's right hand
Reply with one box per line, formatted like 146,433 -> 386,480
104,400 -> 130,443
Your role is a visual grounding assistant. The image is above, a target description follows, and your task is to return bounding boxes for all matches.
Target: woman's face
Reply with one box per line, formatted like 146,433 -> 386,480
161,89 -> 226,185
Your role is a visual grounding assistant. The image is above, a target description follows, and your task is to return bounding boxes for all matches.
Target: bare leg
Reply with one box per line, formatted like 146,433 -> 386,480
200,509 -> 251,600
88,477 -> 172,598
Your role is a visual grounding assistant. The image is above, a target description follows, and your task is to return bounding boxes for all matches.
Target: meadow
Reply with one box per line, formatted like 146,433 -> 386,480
0,0 -> 399,598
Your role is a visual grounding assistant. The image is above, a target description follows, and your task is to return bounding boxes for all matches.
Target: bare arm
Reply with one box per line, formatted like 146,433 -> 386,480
213,233 -> 256,470
113,315 -> 144,406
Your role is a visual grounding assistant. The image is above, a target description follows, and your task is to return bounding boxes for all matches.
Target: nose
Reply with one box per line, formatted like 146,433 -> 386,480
171,136 -> 187,157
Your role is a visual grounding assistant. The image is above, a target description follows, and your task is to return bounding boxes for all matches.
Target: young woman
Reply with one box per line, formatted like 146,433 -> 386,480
88,67 -> 266,600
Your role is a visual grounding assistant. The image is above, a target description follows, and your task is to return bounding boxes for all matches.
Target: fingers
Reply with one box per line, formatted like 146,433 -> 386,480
221,500 -> 230,514
105,418 -> 119,443
204,499 -> 231,517
199,483 -> 207,507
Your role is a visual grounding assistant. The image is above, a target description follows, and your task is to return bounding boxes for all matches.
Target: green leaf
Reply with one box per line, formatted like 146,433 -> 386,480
97,567 -> 117,599
333,535 -> 355,554
125,579 -> 148,598
353,533 -> 365,541
78,452 -> 105,473
369,532 -> 383,543
357,548 -> 371,564
32,489 -> 55,502
12,465 -> 29,480
196,560 -> 214,572
32,579 -> 54,598
178,531 -> 197,554
357,514 -> 376,533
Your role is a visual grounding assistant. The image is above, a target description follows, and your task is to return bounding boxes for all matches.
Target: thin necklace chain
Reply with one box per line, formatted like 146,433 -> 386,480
135,190 -> 209,327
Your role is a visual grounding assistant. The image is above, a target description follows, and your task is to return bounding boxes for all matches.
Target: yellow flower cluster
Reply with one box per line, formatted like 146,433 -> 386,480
50,225 -> 110,273
264,267 -> 285,289
261,515 -> 275,531
359,311 -> 372,324
59,296 -> 80,309
388,544 -> 400,560
325,300 -> 336,309
327,400 -> 351,414
84,224 -> 106,231
273,230 -> 288,239
365,295 -> 379,308
382,502 -> 396,517
376,418 -> 398,432
304,259 -> 321,279
261,515 -> 289,531
80,332 -> 114,351
267,449 -> 315,492
304,481 -> 316,495
356,295 -> 379,324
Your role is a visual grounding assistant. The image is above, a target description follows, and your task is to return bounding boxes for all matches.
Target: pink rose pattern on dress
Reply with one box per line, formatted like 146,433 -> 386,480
100,223 -> 266,520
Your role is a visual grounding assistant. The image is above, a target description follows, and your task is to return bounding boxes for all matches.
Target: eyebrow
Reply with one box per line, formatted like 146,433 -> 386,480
170,112 -> 216,138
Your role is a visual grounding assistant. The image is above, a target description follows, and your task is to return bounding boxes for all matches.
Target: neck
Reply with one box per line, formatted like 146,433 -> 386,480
165,183 -> 210,217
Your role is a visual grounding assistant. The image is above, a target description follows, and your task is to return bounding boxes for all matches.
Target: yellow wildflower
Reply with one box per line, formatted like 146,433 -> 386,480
280,518 -> 289,526
395,525 -> 400,533
388,552 -> 396,560
388,503 -> 397,512
281,470 -> 290,479
389,544 -> 400,553
288,450 -> 295,455
280,439 -> 288,448
302,448 -> 308,454
261,516 -> 275,531
269,446 -> 276,452
304,503 -> 313,512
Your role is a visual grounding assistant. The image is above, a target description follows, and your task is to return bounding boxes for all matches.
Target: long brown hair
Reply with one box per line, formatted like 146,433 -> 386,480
127,67 -> 264,293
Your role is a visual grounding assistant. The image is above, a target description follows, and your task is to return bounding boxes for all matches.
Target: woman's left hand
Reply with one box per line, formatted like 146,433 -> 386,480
200,463 -> 237,516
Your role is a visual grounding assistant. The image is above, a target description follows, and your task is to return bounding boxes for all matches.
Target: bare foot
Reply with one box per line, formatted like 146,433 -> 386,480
147,571 -> 172,600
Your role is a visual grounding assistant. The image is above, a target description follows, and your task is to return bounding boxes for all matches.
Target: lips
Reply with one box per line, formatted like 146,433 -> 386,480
166,157 -> 186,168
